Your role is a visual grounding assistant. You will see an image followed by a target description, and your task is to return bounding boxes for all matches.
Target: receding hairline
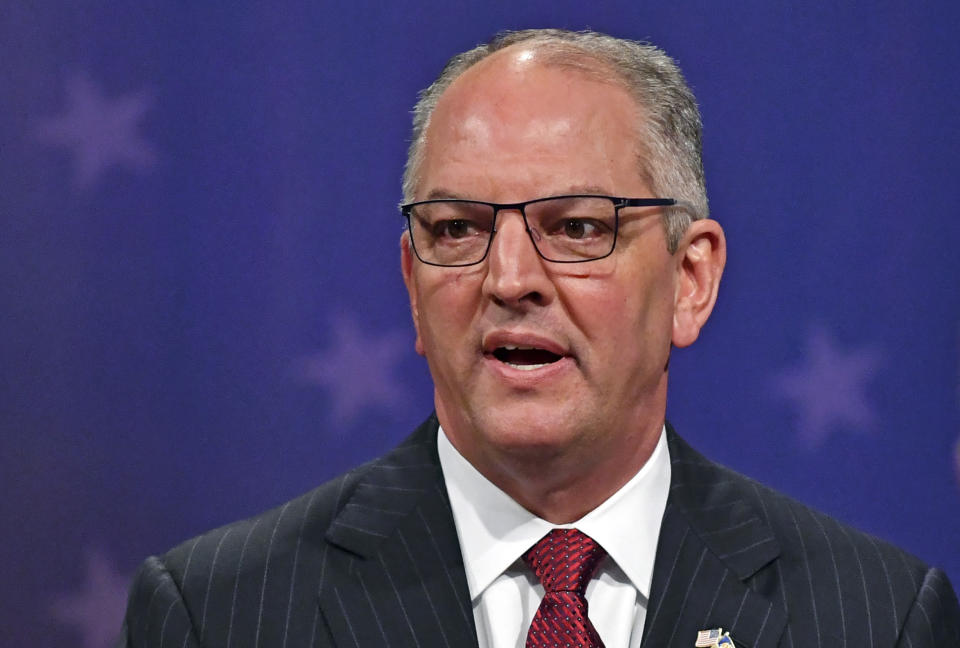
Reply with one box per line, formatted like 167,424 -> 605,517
412,41 -> 658,199
459,39 -> 635,87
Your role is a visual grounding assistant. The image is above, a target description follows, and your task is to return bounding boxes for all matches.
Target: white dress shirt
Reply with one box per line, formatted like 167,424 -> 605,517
437,425 -> 671,648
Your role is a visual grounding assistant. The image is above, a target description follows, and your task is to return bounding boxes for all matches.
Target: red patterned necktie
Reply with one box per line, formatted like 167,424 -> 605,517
523,528 -> 607,648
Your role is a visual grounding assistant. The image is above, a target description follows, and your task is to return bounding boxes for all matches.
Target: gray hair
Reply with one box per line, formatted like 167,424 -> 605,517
402,28 -> 707,252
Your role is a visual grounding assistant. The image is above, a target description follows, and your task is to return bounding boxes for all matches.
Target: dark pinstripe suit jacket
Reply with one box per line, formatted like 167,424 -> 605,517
120,415 -> 960,647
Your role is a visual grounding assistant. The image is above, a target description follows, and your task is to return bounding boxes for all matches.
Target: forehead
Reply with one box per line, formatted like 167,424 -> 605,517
418,46 -> 649,200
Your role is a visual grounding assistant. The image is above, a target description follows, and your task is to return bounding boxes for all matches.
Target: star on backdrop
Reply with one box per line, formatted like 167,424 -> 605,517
297,313 -> 411,425
50,548 -> 130,648
34,72 -> 156,190
772,324 -> 881,448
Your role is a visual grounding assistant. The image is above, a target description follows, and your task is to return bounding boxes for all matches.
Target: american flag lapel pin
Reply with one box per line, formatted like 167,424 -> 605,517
695,628 -> 736,647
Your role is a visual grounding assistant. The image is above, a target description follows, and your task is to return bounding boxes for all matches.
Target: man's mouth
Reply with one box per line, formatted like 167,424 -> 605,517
492,345 -> 563,371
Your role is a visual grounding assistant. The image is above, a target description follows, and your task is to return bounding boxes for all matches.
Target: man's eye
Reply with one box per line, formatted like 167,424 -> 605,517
561,219 -> 601,239
436,219 -> 478,239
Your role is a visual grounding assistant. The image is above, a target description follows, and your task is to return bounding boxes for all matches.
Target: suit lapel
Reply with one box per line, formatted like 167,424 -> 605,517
315,417 -> 789,647
641,426 -> 788,648
317,415 -> 478,648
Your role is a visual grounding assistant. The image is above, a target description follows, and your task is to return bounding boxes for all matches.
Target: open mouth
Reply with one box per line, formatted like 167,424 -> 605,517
492,345 -> 563,371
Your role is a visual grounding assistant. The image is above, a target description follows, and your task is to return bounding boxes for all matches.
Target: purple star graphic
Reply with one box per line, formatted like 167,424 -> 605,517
298,313 -> 412,425
50,548 -> 130,648
772,325 -> 881,448
35,72 -> 156,190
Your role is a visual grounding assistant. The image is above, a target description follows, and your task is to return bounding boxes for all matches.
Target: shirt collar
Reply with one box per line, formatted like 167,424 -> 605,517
438,424 -> 670,602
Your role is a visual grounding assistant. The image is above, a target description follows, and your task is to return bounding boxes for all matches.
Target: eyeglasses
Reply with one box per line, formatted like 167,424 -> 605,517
400,194 -> 679,267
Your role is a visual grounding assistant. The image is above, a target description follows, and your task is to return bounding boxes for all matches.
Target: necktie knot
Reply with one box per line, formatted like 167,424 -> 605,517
523,528 -> 607,596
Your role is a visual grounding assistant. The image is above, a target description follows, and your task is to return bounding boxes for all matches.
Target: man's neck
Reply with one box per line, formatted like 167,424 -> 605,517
441,416 -> 664,524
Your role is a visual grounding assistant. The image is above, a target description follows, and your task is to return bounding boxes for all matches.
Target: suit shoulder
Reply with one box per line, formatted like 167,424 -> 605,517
150,415 -> 438,595
126,464 -> 372,643
666,427 -> 960,646
719,456 -> 929,582
744,468 -> 925,576
161,465 -> 365,581
733,466 -> 960,638
667,429 -> 937,612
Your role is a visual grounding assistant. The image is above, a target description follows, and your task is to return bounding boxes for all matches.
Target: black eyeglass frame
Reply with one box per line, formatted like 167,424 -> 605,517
400,194 -> 679,267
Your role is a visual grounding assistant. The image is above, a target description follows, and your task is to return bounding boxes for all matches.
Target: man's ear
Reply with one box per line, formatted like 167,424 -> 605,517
400,234 -> 426,356
672,219 -> 726,348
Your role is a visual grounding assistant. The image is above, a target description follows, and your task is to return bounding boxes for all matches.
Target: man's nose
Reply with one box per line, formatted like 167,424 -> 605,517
481,210 -> 555,308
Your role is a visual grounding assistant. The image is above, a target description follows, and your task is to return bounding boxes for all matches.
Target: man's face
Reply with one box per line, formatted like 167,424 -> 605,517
402,48 -> 686,478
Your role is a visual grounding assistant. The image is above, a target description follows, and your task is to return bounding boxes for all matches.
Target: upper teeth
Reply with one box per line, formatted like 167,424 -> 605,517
502,345 -> 538,350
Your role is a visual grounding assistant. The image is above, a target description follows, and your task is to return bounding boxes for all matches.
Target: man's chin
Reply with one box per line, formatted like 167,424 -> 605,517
468,406 -> 591,457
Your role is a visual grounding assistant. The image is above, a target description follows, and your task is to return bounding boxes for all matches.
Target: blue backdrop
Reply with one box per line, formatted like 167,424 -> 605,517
2,2 -> 958,645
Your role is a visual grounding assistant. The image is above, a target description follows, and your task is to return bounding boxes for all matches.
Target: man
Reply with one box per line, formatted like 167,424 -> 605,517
120,29 -> 960,647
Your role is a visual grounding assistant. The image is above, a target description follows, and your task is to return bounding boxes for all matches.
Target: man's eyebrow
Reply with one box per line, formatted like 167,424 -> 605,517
562,184 -> 615,196
421,185 -> 617,202
424,187 -> 470,201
